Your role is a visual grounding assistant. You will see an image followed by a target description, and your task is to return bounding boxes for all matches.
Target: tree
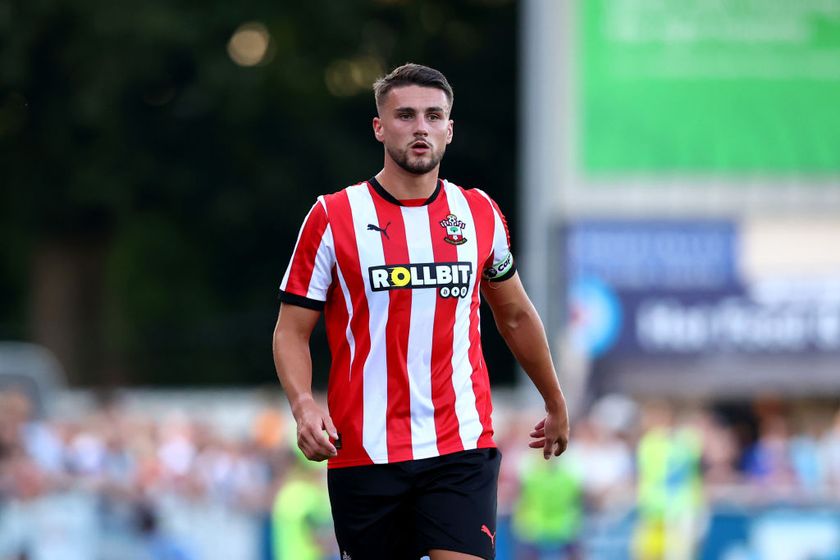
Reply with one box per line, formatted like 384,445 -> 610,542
1,0 -> 518,386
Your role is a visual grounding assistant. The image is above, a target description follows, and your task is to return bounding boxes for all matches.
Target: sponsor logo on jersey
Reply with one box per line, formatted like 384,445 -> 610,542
369,261 -> 473,299
440,214 -> 468,245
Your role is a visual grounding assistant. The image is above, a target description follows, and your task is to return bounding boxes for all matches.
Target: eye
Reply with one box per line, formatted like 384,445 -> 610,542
398,113 -> 413,120
428,113 -> 442,121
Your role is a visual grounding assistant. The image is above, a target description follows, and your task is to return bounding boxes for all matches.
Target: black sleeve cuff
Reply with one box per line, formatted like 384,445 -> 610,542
278,290 -> 326,311
485,262 -> 517,283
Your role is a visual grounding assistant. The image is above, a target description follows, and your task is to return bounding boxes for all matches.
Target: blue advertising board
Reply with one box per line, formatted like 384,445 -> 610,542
564,220 -> 840,360
567,220 -> 737,292
565,220 -> 740,358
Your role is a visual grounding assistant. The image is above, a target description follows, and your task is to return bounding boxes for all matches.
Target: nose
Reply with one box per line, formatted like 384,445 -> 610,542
413,118 -> 429,136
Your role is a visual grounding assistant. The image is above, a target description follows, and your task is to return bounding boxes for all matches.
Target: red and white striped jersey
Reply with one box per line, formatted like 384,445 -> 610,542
279,177 -> 516,468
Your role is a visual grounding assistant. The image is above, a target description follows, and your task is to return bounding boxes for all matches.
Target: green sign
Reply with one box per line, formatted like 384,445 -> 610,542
580,0 -> 840,174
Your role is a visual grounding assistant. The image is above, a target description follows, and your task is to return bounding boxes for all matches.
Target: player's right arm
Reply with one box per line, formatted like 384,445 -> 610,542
274,197 -> 337,462
273,303 -> 338,461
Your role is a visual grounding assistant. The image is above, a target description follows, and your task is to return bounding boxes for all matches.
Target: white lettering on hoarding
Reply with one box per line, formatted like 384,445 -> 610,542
636,298 -> 840,353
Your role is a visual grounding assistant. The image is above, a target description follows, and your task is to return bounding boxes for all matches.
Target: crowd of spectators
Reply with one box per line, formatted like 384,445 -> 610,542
2,388 -> 840,559
0,390 -> 286,511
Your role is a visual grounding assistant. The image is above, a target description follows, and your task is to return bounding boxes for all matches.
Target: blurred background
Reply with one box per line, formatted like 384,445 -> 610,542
2,0 -> 840,559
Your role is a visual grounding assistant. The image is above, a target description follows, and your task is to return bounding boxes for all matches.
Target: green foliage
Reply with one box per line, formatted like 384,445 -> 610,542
1,0 -> 517,385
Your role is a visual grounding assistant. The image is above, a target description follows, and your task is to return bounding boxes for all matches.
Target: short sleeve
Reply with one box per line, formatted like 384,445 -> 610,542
279,197 -> 335,310
478,191 -> 517,283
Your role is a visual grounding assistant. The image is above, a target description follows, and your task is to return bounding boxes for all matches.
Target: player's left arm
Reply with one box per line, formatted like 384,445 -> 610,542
481,273 -> 570,459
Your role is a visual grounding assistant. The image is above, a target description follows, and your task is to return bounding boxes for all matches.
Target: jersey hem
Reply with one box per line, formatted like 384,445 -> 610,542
327,442 -> 498,469
278,290 -> 326,311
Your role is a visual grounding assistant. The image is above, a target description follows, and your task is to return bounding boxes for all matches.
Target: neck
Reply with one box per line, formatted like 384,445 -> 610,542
375,159 -> 439,201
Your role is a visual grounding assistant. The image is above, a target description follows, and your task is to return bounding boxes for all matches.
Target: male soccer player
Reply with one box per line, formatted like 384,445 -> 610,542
273,63 -> 569,560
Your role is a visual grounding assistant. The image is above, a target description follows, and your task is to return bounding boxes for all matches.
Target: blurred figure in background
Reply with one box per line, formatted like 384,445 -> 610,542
135,501 -> 196,560
632,402 -> 705,560
252,405 -> 287,454
0,390 -> 51,560
821,407 -> 840,499
511,451 -> 583,560
566,417 -> 633,511
271,448 -> 333,560
742,414 -> 798,492
789,417 -> 825,496
695,411 -> 740,491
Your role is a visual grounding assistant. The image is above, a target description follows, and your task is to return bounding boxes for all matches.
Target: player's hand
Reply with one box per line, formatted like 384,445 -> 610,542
529,409 -> 570,460
293,396 -> 338,461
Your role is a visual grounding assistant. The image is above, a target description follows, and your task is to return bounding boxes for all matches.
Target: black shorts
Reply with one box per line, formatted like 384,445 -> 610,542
327,448 -> 501,560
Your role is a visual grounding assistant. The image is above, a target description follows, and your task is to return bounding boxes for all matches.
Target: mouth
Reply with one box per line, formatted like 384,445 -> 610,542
410,140 -> 431,154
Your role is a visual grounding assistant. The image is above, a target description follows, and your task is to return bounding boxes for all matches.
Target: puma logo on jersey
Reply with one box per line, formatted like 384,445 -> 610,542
369,262 -> 472,299
481,524 -> 496,548
367,222 -> 391,240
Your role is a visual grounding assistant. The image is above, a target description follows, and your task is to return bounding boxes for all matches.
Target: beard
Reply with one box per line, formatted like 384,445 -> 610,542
387,143 -> 445,175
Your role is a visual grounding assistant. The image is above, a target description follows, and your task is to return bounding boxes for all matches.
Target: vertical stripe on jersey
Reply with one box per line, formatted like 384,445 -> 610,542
466,190 -> 498,447
427,189 -> 465,455
369,185 -> 414,463
442,183 -> 485,450
281,198 -> 331,299
324,263 -> 361,460
400,206 -> 439,460
307,225 -> 335,301
477,188 -> 512,270
345,185 -> 391,463
326,188 -> 374,466
334,264 -> 356,378
324,266 -> 350,449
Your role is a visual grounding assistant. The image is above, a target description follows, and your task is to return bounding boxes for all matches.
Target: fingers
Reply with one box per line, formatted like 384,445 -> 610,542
323,416 -> 339,440
530,439 -> 568,458
297,417 -> 338,462
529,418 -> 549,448
298,433 -> 337,461
530,413 -> 570,460
529,438 -> 568,455
555,436 -> 568,456
543,437 -> 554,460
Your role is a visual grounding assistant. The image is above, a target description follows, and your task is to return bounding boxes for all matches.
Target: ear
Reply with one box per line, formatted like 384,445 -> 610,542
373,116 -> 384,143
446,119 -> 454,145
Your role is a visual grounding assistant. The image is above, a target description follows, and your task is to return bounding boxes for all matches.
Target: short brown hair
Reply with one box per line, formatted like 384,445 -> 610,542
373,63 -> 454,114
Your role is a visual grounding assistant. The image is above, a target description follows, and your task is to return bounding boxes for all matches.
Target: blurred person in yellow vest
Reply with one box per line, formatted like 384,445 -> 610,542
271,447 -> 333,560
512,451 -> 583,560
632,402 -> 705,560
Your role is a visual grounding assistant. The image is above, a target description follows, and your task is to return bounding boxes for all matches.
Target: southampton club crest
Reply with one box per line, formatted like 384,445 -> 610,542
440,214 -> 468,245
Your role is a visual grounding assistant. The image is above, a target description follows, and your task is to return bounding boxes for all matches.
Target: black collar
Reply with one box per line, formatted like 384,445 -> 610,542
368,176 -> 442,207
